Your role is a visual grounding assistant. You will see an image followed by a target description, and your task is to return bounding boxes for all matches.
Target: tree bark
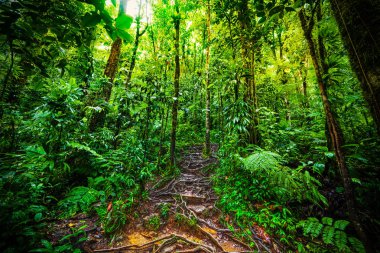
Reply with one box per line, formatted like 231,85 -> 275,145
88,37 -> 122,132
299,9 -> 373,253
204,0 -> 211,156
103,37 -> 122,101
330,0 -> 380,135
170,2 -> 180,167
238,0 -> 258,145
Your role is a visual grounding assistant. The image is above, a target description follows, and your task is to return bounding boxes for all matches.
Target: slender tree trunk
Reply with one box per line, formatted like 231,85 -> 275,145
170,3 -> 180,167
0,40 -> 14,119
227,15 -> 239,101
299,9 -> 373,253
125,1 -> 148,88
250,49 -> 259,144
149,26 -> 156,58
204,0 -> 211,156
330,0 -> 380,135
219,89 -> 224,143
1,41 -> 14,98
193,42 -> 197,72
302,58 -> 308,108
157,102 -> 168,170
238,1 -> 258,145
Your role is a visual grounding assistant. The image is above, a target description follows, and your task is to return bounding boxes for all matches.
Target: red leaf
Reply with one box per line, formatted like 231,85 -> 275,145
107,202 -> 113,212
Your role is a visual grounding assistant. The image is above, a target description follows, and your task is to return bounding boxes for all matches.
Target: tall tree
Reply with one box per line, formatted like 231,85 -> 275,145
170,0 -> 181,167
299,5 -> 373,252
330,0 -> 380,135
125,0 -> 148,88
237,0 -> 259,145
204,0 -> 211,156
89,0 -> 133,131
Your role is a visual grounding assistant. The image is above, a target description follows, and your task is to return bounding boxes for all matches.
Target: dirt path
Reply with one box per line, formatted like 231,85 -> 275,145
92,145 -> 276,253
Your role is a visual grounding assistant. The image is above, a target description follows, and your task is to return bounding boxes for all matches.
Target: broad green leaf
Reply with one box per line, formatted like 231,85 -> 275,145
34,213 -> 43,222
100,9 -> 113,25
258,16 -> 266,24
93,0 -> 105,10
82,12 -> 101,27
117,29 -> 133,42
285,7 -> 295,12
104,24 -> 117,40
116,13 -> 133,30
351,178 -> 362,184
269,5 -> 284,17
111,0 -> 117,6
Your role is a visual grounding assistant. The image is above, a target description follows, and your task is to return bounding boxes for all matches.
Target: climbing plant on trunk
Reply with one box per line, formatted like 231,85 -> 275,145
330,0 -> 380,136
88,0 -> 133,131
299,5 -> 372,252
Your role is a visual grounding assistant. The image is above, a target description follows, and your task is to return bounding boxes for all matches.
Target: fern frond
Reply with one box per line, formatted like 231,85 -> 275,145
240,149 -> 326,205
348,237 -> 365,253
334,230 -> 348,250
334,220 -> 350,230
322,225 -> 335,244
321,217 -> 333,226
58,186 -> 100,217
242,149 -> 282,172
311,222 -> 323,238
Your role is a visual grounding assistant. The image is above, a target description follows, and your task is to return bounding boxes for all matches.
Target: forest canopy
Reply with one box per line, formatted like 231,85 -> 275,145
0,0 -> 379,252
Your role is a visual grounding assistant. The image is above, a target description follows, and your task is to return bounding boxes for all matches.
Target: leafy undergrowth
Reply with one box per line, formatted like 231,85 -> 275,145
0,131 -> 155,252
78,144 -> 269,253
212,143 -> 366,253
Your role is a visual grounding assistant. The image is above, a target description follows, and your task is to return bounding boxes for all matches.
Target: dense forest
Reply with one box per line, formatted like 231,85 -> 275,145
1,0 -> 379,252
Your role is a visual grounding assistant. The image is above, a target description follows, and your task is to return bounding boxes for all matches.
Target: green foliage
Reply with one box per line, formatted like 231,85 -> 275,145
214,144 -> 298,241
31,225 -> 87,253
159,203 -> 171,220
58,186 -> 100,217
241,148 -> 327,205
297,217 -> 365,252
115,13 -> 133,30
0,0 -> 379,251
146,215 -> 161,231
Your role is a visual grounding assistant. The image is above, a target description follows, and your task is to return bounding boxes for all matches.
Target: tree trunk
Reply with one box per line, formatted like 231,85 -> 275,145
88,37 -> 122,132
0,40 -> 14,119
103,37 -> 122,101
125,0 -> 147,88
204,0 -> 211,156
299,9 -> 373,253
170,2 -> 180,167
330,0 -> 380,135
238,0 -> 258,145
250,49 -> 259,144
302,58 -> 308,108
89,1 -> 127,131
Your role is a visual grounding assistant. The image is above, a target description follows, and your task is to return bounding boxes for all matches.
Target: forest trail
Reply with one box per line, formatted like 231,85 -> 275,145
92,145 -> 276,253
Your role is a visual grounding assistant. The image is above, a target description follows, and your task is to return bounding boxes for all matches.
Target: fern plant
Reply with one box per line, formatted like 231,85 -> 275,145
297,217 -> 365,252
240,148 -> 327,205
58,186 -> 101,217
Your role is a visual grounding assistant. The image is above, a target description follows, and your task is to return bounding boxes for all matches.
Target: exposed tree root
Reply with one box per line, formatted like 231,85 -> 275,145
224,234 -> 254,252
94,234 -> 215,253
93,145 -> 278,253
